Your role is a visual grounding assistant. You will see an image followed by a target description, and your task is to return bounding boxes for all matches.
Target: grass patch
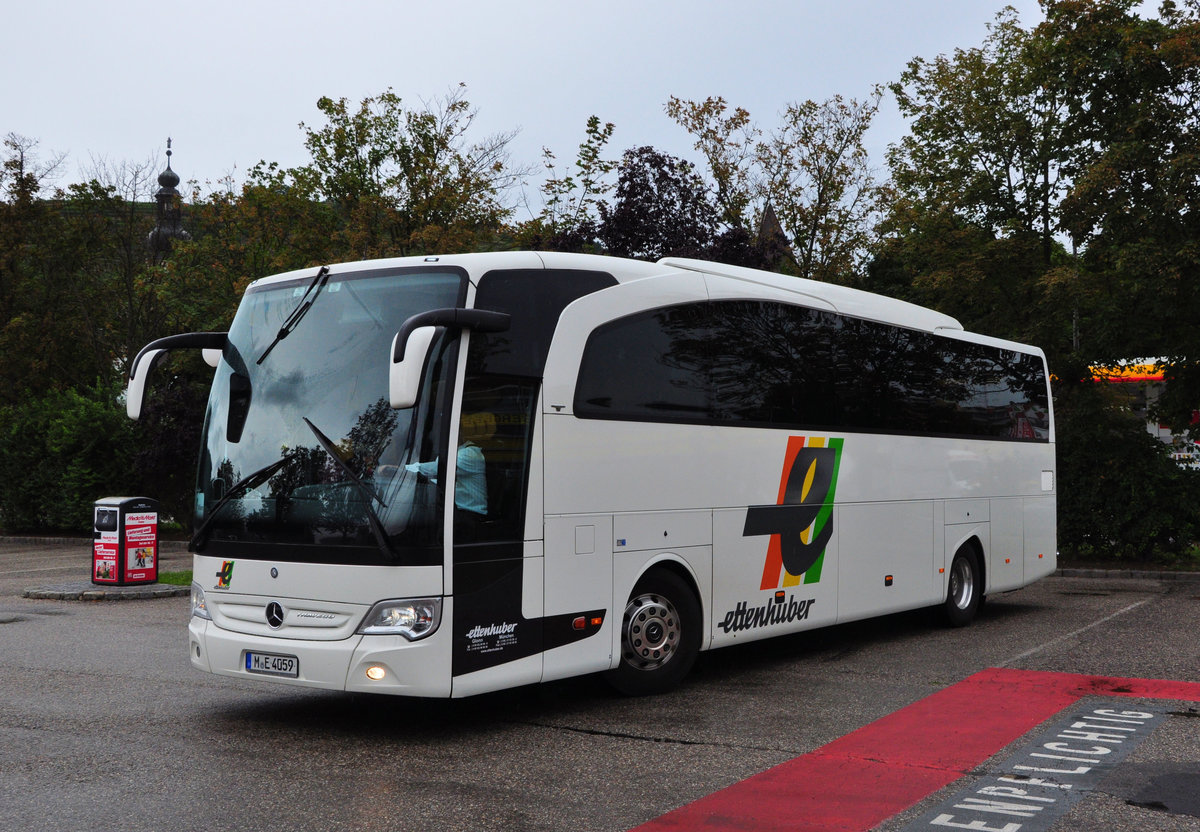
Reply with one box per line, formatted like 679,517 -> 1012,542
157,569 -> 193,586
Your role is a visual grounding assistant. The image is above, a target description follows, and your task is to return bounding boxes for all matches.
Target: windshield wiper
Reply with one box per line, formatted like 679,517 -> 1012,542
190,457 -> 289,550
256,265 -> 330,365
302,417 -> 398,562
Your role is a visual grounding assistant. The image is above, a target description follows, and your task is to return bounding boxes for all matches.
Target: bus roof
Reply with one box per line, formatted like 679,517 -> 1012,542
249,250 -> 966,336
659,256 -> 964,334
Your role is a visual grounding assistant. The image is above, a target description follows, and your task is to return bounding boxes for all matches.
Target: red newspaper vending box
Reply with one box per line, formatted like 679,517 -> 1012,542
92,497 -> 159,585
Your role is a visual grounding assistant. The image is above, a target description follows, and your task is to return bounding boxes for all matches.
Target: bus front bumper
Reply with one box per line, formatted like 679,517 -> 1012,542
188,611 -> 453,698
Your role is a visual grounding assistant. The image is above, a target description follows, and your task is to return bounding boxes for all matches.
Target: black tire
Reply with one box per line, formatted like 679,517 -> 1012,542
943,545 -> 983,627
605,569 -> 701,696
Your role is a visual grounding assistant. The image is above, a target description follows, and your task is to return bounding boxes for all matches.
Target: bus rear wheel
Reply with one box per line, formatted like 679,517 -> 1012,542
943,545 -> 982,627
606,569 -> 700,696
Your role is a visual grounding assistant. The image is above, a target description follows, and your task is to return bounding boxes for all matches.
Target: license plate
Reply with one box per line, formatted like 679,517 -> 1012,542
245,651 -> 299,678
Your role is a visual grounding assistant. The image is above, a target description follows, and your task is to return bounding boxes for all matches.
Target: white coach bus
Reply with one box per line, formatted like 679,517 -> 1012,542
127,252 -> 1056,697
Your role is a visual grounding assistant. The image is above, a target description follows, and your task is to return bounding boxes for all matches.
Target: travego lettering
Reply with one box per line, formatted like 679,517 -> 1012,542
718,595 -> 815,634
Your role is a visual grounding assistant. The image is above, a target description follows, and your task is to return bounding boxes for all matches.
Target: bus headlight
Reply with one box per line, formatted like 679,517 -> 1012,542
190,583 -> 211,620
357,598 -> 441,640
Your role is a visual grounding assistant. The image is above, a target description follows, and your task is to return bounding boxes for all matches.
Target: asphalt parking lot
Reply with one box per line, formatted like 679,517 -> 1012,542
1,539 -> 1197,832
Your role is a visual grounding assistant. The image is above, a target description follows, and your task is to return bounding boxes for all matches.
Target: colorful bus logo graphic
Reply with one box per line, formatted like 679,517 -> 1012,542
216,560 -> 235,589
743,436 -> 844,590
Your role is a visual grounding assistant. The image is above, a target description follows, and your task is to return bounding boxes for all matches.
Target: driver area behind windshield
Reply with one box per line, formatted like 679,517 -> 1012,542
193,267 -> 465,565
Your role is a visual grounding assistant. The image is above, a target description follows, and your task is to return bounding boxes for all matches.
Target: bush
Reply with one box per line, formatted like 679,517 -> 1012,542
0,384 -> 138,533
1056,379 -> 1200,562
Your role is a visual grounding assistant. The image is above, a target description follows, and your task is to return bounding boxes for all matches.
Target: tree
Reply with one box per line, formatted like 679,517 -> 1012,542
875,0 -> 1200,560
0,383 -> 138,532
757,92 -> 884,283
598,146 -> 718,261
1048,0 -> 1200,434
517,115 -> 616,252
298,85 -> 527,257
1,132 -> 65,204
888,9 -> 1071,268
875,7 -> 1079,352
667,94 -> 883,282
664,96 -> 759,230
0,167 -> 162,402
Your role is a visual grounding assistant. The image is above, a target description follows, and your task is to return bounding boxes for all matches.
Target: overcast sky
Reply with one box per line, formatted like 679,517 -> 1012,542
4,0 -> 1050,215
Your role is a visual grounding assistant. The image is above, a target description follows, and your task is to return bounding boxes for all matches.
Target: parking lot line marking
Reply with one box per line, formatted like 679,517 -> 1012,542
631,668 -> 1200,832
997,599 -> 1151,666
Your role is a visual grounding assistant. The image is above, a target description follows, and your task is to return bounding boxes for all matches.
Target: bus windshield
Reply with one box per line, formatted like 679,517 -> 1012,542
194,266 -> 465,565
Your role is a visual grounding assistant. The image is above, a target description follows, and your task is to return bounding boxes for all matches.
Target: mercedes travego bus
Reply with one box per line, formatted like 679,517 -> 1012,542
127,252 -> 1056,698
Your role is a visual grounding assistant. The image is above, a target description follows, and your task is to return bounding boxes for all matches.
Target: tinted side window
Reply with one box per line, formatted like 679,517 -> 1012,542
710,301 -> 840,429
575,300 -> 1049,441
472,269 -> 617,379
575,304 -> 714,422
837,316 -> 969,436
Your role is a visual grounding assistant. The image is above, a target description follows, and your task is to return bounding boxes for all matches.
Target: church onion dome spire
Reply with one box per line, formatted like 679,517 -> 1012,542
156,137 -> 181,191
148,137 -> 190,258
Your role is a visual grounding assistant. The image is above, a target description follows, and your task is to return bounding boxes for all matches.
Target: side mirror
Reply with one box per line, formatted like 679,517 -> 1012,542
389,326 -> 437,409
388,308 -> 511,410
127,348 -> 167,419
126,332 -> 228,420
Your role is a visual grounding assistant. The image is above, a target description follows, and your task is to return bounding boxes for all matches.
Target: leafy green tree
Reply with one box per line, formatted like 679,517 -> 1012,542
1048,0 -> 1200,434
664,96 -> 759,231
875,0 -> 1200,560
758,92 -> 884,283
667,93 -> 883,282
888,8 -> 1071,269
875,7 -> 1077,351
517,115 -> 616,252
298,85 -> 526,257
0,158 -> 164,402
0,383 -> 137,532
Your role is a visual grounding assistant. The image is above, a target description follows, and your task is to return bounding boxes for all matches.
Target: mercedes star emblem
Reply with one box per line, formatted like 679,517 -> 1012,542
266,601 -> 285,629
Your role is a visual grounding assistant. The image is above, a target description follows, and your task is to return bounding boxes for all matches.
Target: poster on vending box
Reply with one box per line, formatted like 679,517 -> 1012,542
93,536 -> 118,582
124,511 -> 157,580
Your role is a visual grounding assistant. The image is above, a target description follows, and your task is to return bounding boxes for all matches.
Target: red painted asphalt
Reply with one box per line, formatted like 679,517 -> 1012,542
633,668 -> 1200,832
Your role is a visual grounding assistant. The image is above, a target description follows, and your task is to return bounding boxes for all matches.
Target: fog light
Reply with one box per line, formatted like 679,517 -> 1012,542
365,665 -> 386,681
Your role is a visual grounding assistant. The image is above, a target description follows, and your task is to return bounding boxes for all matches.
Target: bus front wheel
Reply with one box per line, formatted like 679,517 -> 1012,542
606,569 -> 701,696
943,545 -> 983,627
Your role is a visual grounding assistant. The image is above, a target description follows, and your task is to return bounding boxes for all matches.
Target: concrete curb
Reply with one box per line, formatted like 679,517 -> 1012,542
0,536 -> 190,551
1055,567 -> 1200,582
22,581 -> 191,601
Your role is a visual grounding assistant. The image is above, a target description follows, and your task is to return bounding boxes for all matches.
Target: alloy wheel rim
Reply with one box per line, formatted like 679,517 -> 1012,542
621,592 -> 680,671
950,557 -> 975,610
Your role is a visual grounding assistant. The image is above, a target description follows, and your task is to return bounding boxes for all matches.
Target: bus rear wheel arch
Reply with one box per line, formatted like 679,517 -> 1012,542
605,567 -> 701,696
942,542 -> 984,627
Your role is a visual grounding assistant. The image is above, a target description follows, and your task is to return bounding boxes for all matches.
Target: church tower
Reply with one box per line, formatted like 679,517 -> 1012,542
147,138 -> 190,259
